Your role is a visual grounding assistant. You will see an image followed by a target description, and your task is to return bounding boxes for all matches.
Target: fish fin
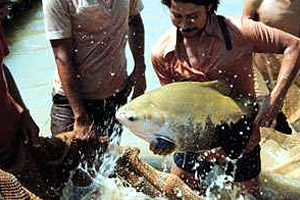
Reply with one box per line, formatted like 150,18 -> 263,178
205,80 -> 232,97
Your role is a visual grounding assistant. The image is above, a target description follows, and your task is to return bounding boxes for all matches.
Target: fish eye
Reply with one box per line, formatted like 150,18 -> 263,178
126,113 -> 137,121
128,116 -> 135,121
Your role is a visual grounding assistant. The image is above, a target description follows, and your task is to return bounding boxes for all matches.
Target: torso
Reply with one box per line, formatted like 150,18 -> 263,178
166,25 -> 255,100
257,0 -> 300,36
152,16 -> 290,100
45,0 -> 143,99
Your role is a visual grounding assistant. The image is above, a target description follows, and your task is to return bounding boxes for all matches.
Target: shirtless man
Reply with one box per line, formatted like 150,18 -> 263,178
243,0 -> 300,37
150,0 -> 300,195
243,0 -> 300,87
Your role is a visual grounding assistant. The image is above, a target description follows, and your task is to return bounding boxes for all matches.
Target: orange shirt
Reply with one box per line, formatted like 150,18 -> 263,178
151,16 -> 297,100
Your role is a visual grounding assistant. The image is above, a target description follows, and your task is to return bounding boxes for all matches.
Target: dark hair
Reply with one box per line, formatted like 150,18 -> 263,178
161,0 -> 219,14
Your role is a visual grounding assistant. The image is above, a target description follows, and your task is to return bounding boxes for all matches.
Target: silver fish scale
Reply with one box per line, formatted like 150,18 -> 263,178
168,115 -> 220,152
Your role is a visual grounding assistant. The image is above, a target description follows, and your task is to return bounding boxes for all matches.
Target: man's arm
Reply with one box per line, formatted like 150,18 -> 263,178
247,22 -> 300,127
3,64 -> 39,144
50,39 -> 92,139
3,64 -> 26,108
261,37 -> 300,126
128,13 -> 146,98
242,0 -> 263,20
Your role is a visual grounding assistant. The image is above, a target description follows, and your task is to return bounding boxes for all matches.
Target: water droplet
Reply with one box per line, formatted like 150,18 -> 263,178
218,70 -> 223,74
234,74 -> 238,78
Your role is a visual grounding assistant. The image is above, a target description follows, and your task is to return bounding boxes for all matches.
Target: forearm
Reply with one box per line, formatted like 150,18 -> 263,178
51,39 -> 86,119
128,14 -> 146,73
3,64 -> 27,110
271,41 -> 300,106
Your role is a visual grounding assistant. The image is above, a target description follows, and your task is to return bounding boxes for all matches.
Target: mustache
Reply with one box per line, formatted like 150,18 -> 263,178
178,27 -> 197,33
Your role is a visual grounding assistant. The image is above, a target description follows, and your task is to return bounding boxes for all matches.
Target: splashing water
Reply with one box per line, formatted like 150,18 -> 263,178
60,130 -> 166,200
60,140 -> 257,200
203,165 -> 255,200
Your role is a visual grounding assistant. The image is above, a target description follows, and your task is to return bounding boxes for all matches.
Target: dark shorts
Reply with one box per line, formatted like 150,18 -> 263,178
173,145 -> 261,182
173,114 -> 261,182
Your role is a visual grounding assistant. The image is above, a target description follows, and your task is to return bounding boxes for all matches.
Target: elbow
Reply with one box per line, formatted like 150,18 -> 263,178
293,39 -> 300,62
285,39 -> 300,56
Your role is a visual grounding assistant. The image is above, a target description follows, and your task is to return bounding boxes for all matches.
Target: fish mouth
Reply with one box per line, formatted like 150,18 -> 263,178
116,110 -> 138,124
115,110 -> 126,123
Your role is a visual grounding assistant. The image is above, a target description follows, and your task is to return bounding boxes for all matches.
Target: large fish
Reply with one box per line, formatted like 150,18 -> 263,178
116,81 -> 255,153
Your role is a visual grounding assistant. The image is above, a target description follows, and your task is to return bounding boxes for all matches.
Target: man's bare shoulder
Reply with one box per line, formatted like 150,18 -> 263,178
151,27 -> 176,60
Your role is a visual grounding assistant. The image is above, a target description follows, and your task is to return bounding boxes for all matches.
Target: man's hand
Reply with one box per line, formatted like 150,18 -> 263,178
73,114 -> 94,141
149,137 -> 176,155
254,94 -> 281,128
8,94 -> 40,146
20,110 -> 40,146
129,65 -> 146,99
